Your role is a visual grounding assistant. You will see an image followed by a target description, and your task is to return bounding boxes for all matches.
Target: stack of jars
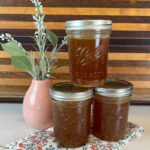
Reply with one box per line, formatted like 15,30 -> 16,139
50,20 -> 133,148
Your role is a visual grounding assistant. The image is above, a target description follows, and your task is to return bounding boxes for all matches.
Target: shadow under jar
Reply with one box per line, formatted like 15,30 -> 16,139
66,20 -> 112,87
93,79 -> 133,141
50,82 -> 93,148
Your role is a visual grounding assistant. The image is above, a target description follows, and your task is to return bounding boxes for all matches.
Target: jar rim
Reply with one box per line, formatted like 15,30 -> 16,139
50,82 -> 93,101
94,79 -> 133,97
66,20 -> 112,30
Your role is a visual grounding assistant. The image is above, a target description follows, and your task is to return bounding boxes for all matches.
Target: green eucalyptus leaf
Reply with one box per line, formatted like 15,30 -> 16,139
1,41 -> 26,56
46,29 -> 58,47
11,56 -> 33,74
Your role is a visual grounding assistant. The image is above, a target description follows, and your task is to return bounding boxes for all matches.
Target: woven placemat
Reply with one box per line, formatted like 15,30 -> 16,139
0,122 -> 144,150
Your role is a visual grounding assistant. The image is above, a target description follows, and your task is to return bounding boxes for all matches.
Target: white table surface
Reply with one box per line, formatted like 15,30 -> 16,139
0,104 -> 149,150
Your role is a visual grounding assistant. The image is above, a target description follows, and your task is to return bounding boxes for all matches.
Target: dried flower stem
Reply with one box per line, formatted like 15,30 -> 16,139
0,0 -> 67,80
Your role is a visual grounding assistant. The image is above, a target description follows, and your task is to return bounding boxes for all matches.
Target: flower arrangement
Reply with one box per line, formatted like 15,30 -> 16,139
0,0 -> 67,80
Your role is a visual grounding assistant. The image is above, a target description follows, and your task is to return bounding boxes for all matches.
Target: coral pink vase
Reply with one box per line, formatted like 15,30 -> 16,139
23,79 -> 53,130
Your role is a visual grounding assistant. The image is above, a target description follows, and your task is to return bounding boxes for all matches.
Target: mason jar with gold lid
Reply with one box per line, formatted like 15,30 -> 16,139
93,79 -> 133,141
50,82 -> 93,148
66,20 -> 112,87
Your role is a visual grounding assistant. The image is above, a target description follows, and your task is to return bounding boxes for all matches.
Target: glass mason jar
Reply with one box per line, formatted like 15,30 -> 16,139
66,20 -> 112,87
93,79 -> 133,141
50,82 -> 93,148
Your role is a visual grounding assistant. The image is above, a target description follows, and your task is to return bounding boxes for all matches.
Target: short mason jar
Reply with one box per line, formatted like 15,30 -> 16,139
50,82 -> 93,148
66,20 -> 112,87
93,79 -> 133,141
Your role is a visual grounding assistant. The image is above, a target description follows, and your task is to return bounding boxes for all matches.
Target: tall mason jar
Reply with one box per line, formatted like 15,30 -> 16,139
66,20 -> 112,87
93,79 -> 133,141
50,82 -> 93,148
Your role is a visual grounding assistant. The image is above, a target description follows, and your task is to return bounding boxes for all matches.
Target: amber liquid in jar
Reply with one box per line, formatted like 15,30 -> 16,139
68,37 -> 109,87
52,100 -> 91,148
93,95 -> 130,141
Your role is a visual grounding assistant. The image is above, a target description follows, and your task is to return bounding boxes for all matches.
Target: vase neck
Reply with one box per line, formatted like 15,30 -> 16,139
31,79 -> 50,88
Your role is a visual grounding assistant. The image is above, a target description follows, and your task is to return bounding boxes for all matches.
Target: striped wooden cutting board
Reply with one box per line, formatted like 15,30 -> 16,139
0,0 -> 149,104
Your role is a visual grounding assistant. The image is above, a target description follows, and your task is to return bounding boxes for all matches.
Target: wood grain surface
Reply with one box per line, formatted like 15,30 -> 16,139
0,0 -> 149,104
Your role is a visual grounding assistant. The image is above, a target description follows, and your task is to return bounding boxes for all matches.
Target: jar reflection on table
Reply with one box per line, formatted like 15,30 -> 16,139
50,82 -> 93,148
93,79 -> 133,141
66,20 -> 112,87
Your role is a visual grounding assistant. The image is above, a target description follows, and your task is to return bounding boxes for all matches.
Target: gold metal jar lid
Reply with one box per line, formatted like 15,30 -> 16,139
50,82 -> 93,101
94,79 -> 133,97
66,20 -> 112,30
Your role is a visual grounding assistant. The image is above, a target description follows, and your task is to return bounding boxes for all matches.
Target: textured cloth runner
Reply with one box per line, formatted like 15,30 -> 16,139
1,122 -> 144,150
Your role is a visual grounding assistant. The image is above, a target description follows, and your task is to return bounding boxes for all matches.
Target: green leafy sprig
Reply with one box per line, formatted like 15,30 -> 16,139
0,0 -> 67,80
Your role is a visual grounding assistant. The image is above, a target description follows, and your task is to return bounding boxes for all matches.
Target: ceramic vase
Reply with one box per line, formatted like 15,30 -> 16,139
23,79 -> 53,130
